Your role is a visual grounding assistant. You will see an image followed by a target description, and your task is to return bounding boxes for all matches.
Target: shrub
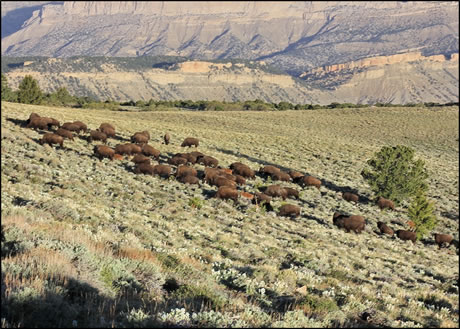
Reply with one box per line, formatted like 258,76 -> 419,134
361,145 -> 428,205
408,189 -> 438,240
17,75 -> 43,104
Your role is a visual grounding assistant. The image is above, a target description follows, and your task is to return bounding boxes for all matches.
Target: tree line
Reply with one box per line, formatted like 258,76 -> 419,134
2,74 -> 458,111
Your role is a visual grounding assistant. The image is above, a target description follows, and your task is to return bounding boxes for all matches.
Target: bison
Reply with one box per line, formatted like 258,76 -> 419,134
234,175 -> 246,186
153,164 -> 172,178
55,128 -> 74,141
395,230 -> 417,244
94,145 -> 115,161
72,121 -> 87,133
264,185 -> 288,200
210,176 -> 237,188
271,171 -> 292,182
168,156 -> 188,166
178,175 -> 200,185
164,132 -> 170,145
298,175 -> 321,190
433,233 -> 454,249
181,137 -> 199,148
198,155 -> 219,168
377,221 -> 394,236
131,154 -> 151,165
42,117 -> 60,130
176,165 -> 198,178
259,165 -> 281,177
216,186 -> 239,202
99,123 -> 115,131
289,170 -> 304,182
115,143 -> 133,155
134,163 -> 155,175
278,204 -> 301,218
61,122 -> 81,133
377,197 -> 395,211
131,132 -> 149,144
343,192 -> 359,203
332,212 -> 366,234
231,163 -> 255,179
284,187 -> 300,199
141,144 -> 160,159
88,130 -> 107,144
98,126 -> 115,138
40,133 -> 64,148
27,117 -> 49,130
27,112 -> 41,124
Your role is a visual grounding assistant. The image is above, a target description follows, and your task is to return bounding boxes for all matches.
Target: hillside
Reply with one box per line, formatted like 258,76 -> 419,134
3,55 -> 458,104
2,101 -> 458,327
2,1 -> 458,75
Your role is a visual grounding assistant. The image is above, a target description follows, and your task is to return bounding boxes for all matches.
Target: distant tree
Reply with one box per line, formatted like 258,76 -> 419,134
361,145 -> 429,205
408,189 -> 438,240
17,75 -> 43,104
1,73 -> 15,102
55,87 -> 74,105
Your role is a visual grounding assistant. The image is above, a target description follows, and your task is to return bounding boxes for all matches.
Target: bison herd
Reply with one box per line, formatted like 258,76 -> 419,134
22,112 -> 456,250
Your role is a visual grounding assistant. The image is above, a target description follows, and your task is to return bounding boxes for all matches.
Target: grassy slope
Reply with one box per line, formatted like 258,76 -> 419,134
1,102 -> 458,328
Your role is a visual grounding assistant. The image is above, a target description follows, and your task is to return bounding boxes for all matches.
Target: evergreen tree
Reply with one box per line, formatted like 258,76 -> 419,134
17,75 -> 43,104
1,73 -> 15,101
361,145 -> 428,205
408,189 -> 438,240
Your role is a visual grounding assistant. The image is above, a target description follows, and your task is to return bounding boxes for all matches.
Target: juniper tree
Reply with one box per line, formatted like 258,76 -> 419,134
408,189 -> 438,240
17,75 -> 42,104
361,145 -> 428,205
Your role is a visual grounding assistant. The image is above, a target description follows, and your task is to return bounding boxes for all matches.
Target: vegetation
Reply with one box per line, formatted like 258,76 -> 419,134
1,101 -> 458,328
361,145 -> 429,205
409,190 -> 438,240
16,75 -> 43,105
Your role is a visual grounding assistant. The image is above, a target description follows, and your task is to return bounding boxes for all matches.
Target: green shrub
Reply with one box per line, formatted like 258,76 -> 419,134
17,75 -> 43,104
408,190 -> 438,240
361,145 -> 428,205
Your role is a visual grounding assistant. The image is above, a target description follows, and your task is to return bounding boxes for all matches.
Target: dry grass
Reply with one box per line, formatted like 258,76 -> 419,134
1,101 -> 458,328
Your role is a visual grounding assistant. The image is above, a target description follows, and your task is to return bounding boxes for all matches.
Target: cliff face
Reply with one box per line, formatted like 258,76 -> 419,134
2,1 -> 458,74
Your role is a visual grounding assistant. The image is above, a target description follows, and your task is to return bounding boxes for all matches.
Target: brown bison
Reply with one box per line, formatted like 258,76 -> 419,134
134,163 -> 155,175
113,154 -> 124,161
284,187 -> 300,199
289,170 -> 304,182
168,156 -> 188,166
178,175 -> 200,185
131,132 -> 149,144
278,204 -> 301,218
395,230 -> 417,244
181,137 -> 199,148
259,165 -> 281,177
27,117 -> 49,130
198,155 -> 219,168
42,117 -> 60,130
98,126 -> 116,138
377,221 -> 394,236
153,164 -> 172,178
377,197 -> 395,211
131,154 -> 151,165
142,144 -> 160,159
61,122 -> 81,133
115,143 -> 133,156
164,132 -> 170,145
298,175 -> 321,190
234,175 -> 246,186
176,153 -> 198,164
332,212 -> 366,234
210,176 -> 237,189
343,192 -> 359,203
55,128 -> 74,141
271,171 -> 292,182
27,112 -> 41,124
265,185 -> 288,200
231,163 -> 255,179
253,192 -> 272,205
72,121 -> 87,133
433,233 -> 454,249
94,145 -> 115,161
88,130 -> 107,144
216,186 -> 239,202
176,165 -> 198,178
40,133 -> 64,148
99,123 -> 115,131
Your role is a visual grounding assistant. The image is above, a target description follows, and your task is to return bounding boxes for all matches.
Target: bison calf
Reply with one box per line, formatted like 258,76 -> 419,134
377,221 -> 394,236
377,196 -> 395,211
343,192 -> 359,203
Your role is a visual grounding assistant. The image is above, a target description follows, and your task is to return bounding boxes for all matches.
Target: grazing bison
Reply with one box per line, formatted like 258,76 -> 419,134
99,126 -> 116,138
377,221 -> 394,236
40,133 -> 64,148
153,164 -> 172,178
27,117 -> 49,130
234,175 -> 246,186
72,121 -> 87,133
272,171 -> 292,182
176,165 -> 198,178
61,122 -> 81,133
289,170 -> 304,182
181,137 -> 199,148
115,143 -> 133,156
93,145 -> 115,161
128,143 -> 142,154
265,185 -> 288,200
88,130 -> 107,144
198,155 -> 219,168
433,233 -> 454,249
231,163 -> 255,179
55,128 -> 74,141
42,117 -> 60,130
211,176 -> 237,188
332,212 -> 366,234
216,186 -> 239,202
168,156 -> 188,166
131,154 -> 151,165
131,132 -> 149,144
142,144 -> 160,159
298,175 -> 321,190
377,197 -> 395,211
343,192 -> 359,203
395,230 -> 417,244
27,112 -> 41,124
278,204 -> 301,218
164,133 -> 170,145
284,187 -> 300,199
259,165 -> 281,177
253,192 -> 272,204
99,123 -> 115,131
134,163 -> 155,175
178,175 -> 200,185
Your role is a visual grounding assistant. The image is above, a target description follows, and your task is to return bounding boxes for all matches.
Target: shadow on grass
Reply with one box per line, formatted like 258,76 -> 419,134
6,117 -> 28,127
